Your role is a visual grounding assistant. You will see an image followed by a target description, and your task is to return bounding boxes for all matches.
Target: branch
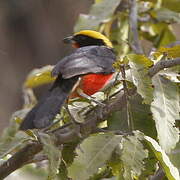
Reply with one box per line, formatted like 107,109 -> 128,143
0,141 -> 42,179
148,58 -> 180,77
128,0 -> 143,54
1,56 -> 179,178
0,88 -> 136,178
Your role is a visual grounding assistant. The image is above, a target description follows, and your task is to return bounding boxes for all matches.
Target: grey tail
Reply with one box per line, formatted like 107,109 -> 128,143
19,75 -> 78,130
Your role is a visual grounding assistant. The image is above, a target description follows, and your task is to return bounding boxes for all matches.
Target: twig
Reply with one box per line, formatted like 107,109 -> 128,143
148,58 -> 180,77
128,0 -> 143,54
150,168 -> 165,180
120,65 -> 134,131
0,88 -> 136,178
0,57 -> 179,178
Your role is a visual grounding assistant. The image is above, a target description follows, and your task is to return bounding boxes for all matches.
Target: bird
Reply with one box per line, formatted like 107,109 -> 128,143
19,30 -> 116,130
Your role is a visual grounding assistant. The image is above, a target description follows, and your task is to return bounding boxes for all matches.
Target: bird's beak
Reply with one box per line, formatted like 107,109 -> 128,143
63,36 -> 74,44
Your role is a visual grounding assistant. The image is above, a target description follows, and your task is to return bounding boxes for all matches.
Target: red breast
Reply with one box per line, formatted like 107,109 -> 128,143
69,73 -> 113,98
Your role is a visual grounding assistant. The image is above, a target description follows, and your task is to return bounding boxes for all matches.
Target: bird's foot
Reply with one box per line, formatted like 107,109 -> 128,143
77,88 -> 105,107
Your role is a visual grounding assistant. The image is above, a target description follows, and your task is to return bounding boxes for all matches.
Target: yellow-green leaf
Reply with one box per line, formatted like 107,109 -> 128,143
153,45 -> 180,59
128,54 -> 153,67
24,65 -> 55,88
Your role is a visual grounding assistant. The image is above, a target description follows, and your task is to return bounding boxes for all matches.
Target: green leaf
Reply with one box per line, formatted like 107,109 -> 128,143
141,23 -> 176,48
74,0 -> 121,32
0,108 -> 32,158
58,161 -> 69,180
107,95 -> 157,138
151,75 -> 179,153
68,133 -> 122,180
153,24 -> 176,48
39,133 -> 61,180
139,144 -> 157,179
121,131 -> 148,180
24,65 -> 55,88
110,14 -> 129,57
153,45 -> 180,59
144,136 -> 180,180
155,8 -> 180,23
162,0 -> 180,13
169,142 -> 180,171
127,54 -> 154,104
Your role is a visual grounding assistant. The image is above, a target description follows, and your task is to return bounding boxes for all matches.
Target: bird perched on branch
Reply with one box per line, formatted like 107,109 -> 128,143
20,30 -> 116,130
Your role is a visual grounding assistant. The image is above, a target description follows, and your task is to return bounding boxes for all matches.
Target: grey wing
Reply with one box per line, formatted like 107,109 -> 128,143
52,46 -> 116,79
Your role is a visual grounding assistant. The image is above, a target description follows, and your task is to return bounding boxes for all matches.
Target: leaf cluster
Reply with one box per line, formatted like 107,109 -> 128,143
0,0 -> 180,179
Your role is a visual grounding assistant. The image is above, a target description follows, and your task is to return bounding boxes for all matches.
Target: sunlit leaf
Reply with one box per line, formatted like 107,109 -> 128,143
151,75 -> 179,153
127,54 -> 154,104
39,133 -> 61,180
68,133 -> 122,180
154,8 -> 180,23
74,0 -> 121,32
24,65 -> 55,88
144,136 -> 180,180
153,45 -> 180,59
121,131 -> 148,180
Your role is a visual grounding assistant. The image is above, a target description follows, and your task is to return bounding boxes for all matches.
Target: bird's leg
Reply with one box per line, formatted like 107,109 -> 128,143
77,88 -> 105,107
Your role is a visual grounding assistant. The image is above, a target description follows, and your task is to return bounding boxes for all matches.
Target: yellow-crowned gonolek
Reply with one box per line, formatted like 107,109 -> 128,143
20,30 -> 116,130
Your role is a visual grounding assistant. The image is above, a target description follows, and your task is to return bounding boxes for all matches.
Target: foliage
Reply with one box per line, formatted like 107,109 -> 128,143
0,0 -> 180,179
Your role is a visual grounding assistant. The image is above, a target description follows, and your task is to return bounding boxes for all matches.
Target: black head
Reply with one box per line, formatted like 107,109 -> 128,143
72,34 -> 106,47
63,30 -> 113,48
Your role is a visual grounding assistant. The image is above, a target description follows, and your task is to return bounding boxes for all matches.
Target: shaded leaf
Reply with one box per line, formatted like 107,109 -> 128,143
58,161 -> 69,180
121,131 -> 148,179
24,65 -> 55,88
39,133 -> 61,180
162,0 -> 180,13
153,24 -> 176,48
169,142 -> 180,171
144,136 -> 180,180
127,54 -> 154,104
107,95 -> 157,138
68,133 -> 122,180
74,0 -> 121,32
139,143 -> 157,179
110,14 -> 129,56
151,75 -> 179,153
141,23 -> 176,48
0,108 -> 32,158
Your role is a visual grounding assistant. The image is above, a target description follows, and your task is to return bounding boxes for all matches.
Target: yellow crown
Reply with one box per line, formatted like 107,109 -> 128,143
74,30 -> 113,48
